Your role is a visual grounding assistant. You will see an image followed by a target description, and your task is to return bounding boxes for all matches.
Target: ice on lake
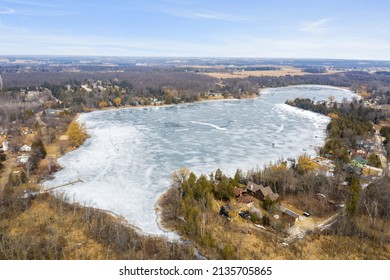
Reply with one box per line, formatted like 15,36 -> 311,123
43,85 -> 357,237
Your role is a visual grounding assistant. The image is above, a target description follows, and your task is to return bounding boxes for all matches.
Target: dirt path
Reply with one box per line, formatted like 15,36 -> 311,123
285,211 -> 342,244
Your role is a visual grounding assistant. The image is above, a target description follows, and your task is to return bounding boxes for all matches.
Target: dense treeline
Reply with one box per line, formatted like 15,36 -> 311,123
4,69 -> 390,91
380,126 -> 390,157
3,71 -> 216,93
161,168 -> 246,259
247,71 -> 390,90
5,70 -> 390,110
0,89 -> 51,125
330,176 -> 390,247
213,71 -> 390,100
25,72 -> 218,112
286,98 -> 385,164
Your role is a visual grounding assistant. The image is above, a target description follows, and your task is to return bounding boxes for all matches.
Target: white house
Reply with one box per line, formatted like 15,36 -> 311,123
17,154 -> 30,164
19,144 -> 31,152
1,140 -> 9,151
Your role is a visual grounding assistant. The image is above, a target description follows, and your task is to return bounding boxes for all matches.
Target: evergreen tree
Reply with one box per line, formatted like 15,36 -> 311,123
347,177 -> 361,217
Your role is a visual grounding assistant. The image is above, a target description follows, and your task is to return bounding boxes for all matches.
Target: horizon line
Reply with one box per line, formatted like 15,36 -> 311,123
1,54 -> 390,63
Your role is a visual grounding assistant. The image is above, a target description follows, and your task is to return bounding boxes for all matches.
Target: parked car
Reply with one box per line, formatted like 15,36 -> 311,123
303,212 -> 311,217
219,206 -> 229,218
239,210 -> 250,219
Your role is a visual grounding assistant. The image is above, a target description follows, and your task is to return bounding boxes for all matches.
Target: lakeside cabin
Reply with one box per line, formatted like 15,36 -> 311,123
246,181 -> 279,202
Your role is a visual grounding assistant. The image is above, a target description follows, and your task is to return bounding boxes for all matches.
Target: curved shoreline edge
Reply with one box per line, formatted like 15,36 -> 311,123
48,84 -> 354,239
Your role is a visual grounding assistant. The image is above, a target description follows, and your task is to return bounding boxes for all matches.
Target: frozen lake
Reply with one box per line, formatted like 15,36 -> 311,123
44,85 -> 357,236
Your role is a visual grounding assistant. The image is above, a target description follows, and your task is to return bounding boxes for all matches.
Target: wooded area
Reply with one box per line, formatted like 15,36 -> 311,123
1,63 -> 390,259
160,165 -> 390,259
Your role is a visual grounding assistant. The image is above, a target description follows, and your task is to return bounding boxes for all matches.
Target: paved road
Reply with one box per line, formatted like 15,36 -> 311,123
374,130 -> 388,169
36,111 -> 47,127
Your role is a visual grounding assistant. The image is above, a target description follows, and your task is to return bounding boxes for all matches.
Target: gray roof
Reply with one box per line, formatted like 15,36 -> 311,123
246,181 -> 263,193
261,186 -> 280,202
283,208 -> 299,219
261,186 -> 273,197
247,181 -> 280,201
268,192 -> 280,202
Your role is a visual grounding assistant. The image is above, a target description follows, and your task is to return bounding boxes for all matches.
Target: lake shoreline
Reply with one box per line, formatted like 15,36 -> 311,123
77,94 -> 258,116
48,85 -> 354,238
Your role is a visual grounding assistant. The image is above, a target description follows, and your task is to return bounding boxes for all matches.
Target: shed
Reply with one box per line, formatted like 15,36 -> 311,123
282,208 -> 299,227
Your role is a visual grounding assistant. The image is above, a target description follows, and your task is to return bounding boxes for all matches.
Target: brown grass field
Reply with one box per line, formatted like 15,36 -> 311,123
202,67 -> 341,79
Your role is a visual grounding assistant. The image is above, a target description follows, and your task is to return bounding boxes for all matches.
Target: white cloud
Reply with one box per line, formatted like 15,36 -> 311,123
191,11 -> 249,21
0,6 -> 15,13
2,0 -> 59,8
0,21 -> 27,32
0,26 -> 389,60
300,18 -> 334,33
0,0 -> 72,17
142,4 -> 251,22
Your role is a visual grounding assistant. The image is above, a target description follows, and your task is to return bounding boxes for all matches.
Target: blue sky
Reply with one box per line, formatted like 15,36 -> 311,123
0,0 -> 389,59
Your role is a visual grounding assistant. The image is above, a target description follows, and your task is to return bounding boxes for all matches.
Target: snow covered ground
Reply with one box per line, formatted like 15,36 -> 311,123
43,85 -> 357,237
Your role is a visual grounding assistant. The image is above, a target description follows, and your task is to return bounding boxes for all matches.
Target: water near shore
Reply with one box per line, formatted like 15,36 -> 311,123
44,85 -> 357,236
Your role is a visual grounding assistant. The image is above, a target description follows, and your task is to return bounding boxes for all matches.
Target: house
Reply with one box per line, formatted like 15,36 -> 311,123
45,108 -> 56,115
59,135 -> 69,141
1,139 -> 9,151
351,156 -> 367,168
356,149 -> 368,158
17,154 -> 30,164
362,165 -> 383,177
246,181 -> 279,202
212,93 -> 223,98
312,157 -> 335,176
20,127 -> 32,135
259,186 -> 280,202
246,181 -> 263,196
19,144 -> 31,152
81,84 -> 92,92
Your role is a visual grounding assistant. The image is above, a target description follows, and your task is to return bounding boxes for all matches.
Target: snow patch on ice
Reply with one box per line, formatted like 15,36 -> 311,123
190,121 -> 227,130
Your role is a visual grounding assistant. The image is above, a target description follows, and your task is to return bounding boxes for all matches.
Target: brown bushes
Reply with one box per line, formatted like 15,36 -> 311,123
0,189 -> 194,260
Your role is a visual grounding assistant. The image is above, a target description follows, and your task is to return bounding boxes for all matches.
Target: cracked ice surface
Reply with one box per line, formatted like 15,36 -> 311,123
43,85 -> 357,237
